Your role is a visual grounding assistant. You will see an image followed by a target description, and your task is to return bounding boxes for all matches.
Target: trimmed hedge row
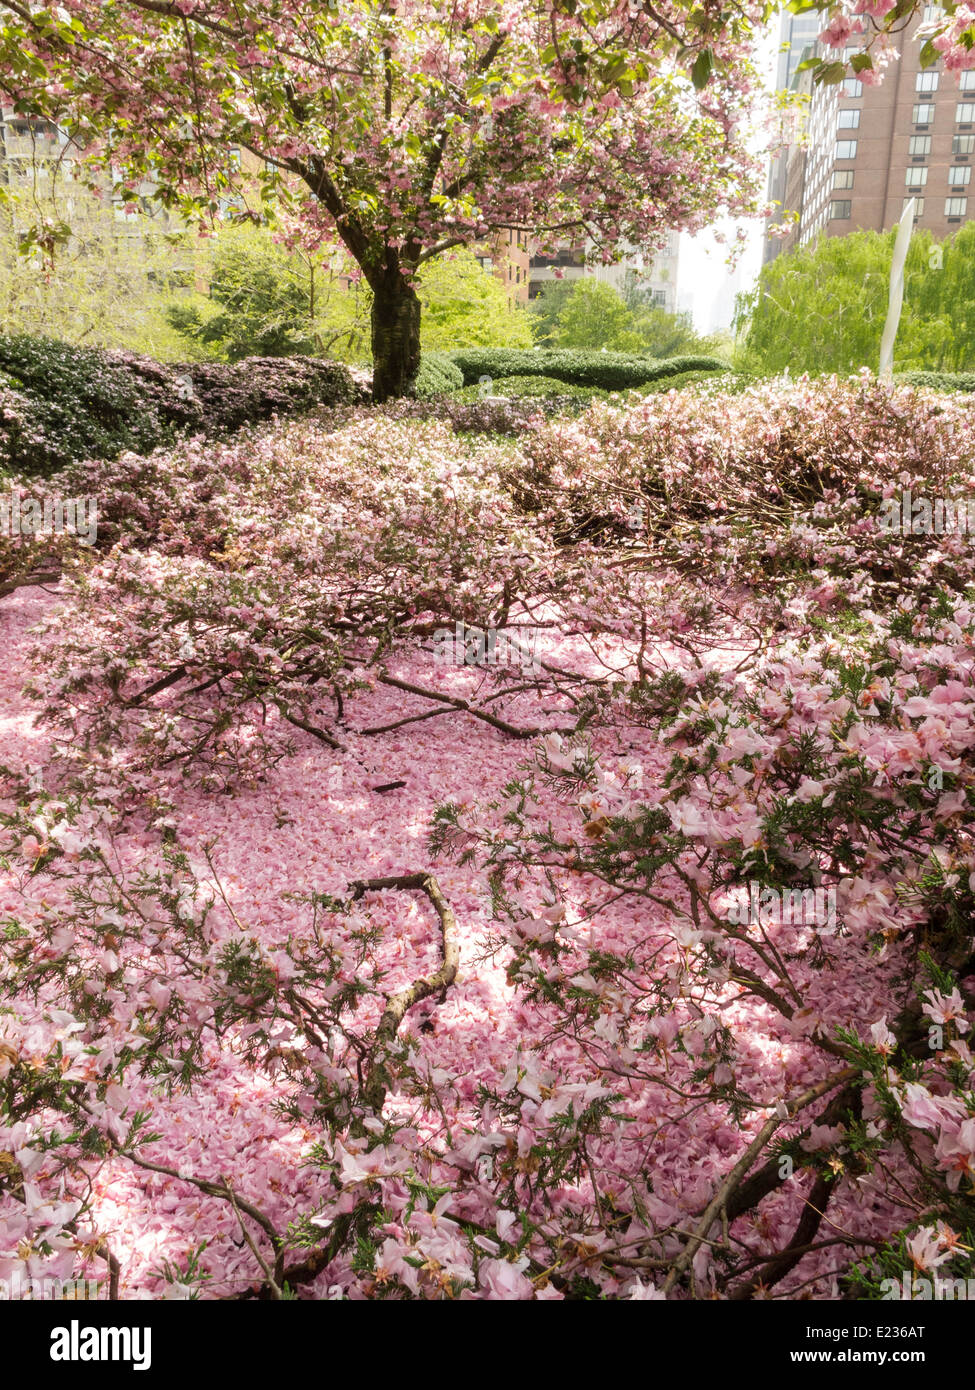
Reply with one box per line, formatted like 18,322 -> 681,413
0,335 -> 356,476
415,352 -> 465,399
446,368 -> 736,407
895,371 -> 975,394
638,367 -> 738,394
449,373 -> 610,405
445,347 -> 729,391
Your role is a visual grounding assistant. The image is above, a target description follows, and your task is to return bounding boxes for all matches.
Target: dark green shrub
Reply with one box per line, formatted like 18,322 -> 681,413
0,335 -> 355,476
0,335 -> 178,477
446,348 -> 728,391
414,352 -> 465,398
104,350 -> 207,432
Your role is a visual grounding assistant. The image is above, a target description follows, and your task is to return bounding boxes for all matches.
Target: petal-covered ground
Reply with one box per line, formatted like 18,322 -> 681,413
2,379 -> 975,1300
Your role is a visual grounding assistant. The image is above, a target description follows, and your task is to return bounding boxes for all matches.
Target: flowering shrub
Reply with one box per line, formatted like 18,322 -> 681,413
2,374 -> 975,1300
374,394 -> 554,436
26,414 -> 553,789
184,357 -> 355,433
511,370 -> 973,544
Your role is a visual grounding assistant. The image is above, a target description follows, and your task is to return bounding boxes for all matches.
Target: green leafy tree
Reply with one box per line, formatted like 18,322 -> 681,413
552,279 -> 637,350
549,276 -> 721,357
417,250 -> 534,350
627,304 -> 713,357
167,233 -> 530,362
527,279 -> 576,346
0,0 -> 774,400
909,220 -> 975,371
166,223 -> 371,362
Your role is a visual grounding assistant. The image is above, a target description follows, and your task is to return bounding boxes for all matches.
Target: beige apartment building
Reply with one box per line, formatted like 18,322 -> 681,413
0,110 -> 188,237
526,234 -> 681,313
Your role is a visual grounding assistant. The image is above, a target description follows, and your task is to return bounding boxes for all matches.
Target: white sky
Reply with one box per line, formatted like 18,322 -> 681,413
677,19 -> 782,333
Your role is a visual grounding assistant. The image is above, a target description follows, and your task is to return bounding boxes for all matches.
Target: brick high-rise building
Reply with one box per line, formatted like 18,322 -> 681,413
476,228 -> 532,302
766,6 -> 975,258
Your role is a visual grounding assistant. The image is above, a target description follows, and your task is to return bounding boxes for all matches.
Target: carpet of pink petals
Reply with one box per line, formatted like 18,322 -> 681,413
1,375 -> 974,1300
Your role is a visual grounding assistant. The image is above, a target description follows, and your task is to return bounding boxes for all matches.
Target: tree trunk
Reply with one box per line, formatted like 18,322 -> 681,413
370,273 -> 421,402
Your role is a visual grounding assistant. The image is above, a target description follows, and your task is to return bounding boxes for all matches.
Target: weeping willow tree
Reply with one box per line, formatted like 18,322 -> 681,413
734,226 -> 975,376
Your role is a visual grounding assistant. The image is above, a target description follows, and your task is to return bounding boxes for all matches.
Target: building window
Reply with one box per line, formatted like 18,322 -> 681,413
917,70 -> 940,93
961,71 -> 975,92
835,140 -> 858,160
957,103 -> 975,122
953,134 -> 975,155
909,134 -> 932,156
913,103 -> 936,124
652,289 -> 667,308
946,196 -> 968,216
904,197 -> 925,218
830,199 -> 852,219
949,164 -> 972,184
530,246 -> 586,270
838,109 -> 861,130
833,169 -> 855,189
905,166 -> 929,186
841,78 -> 864,98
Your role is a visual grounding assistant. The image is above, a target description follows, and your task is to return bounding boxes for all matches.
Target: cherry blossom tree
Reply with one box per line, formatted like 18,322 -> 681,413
0,0 -> 779,400
2,2 -> 974,396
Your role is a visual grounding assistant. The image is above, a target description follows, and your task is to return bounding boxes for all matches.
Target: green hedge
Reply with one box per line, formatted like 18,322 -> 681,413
637,367 -> 739,394
0,335 -> 355,476
449,373 -> 610,404
894,371 -> 975,394
414,351 -> 465,399
448,367 -> 736,406
446,348 -> 729,391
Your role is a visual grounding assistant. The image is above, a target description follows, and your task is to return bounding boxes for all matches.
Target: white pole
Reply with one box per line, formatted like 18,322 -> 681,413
879,197 -> 916,380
